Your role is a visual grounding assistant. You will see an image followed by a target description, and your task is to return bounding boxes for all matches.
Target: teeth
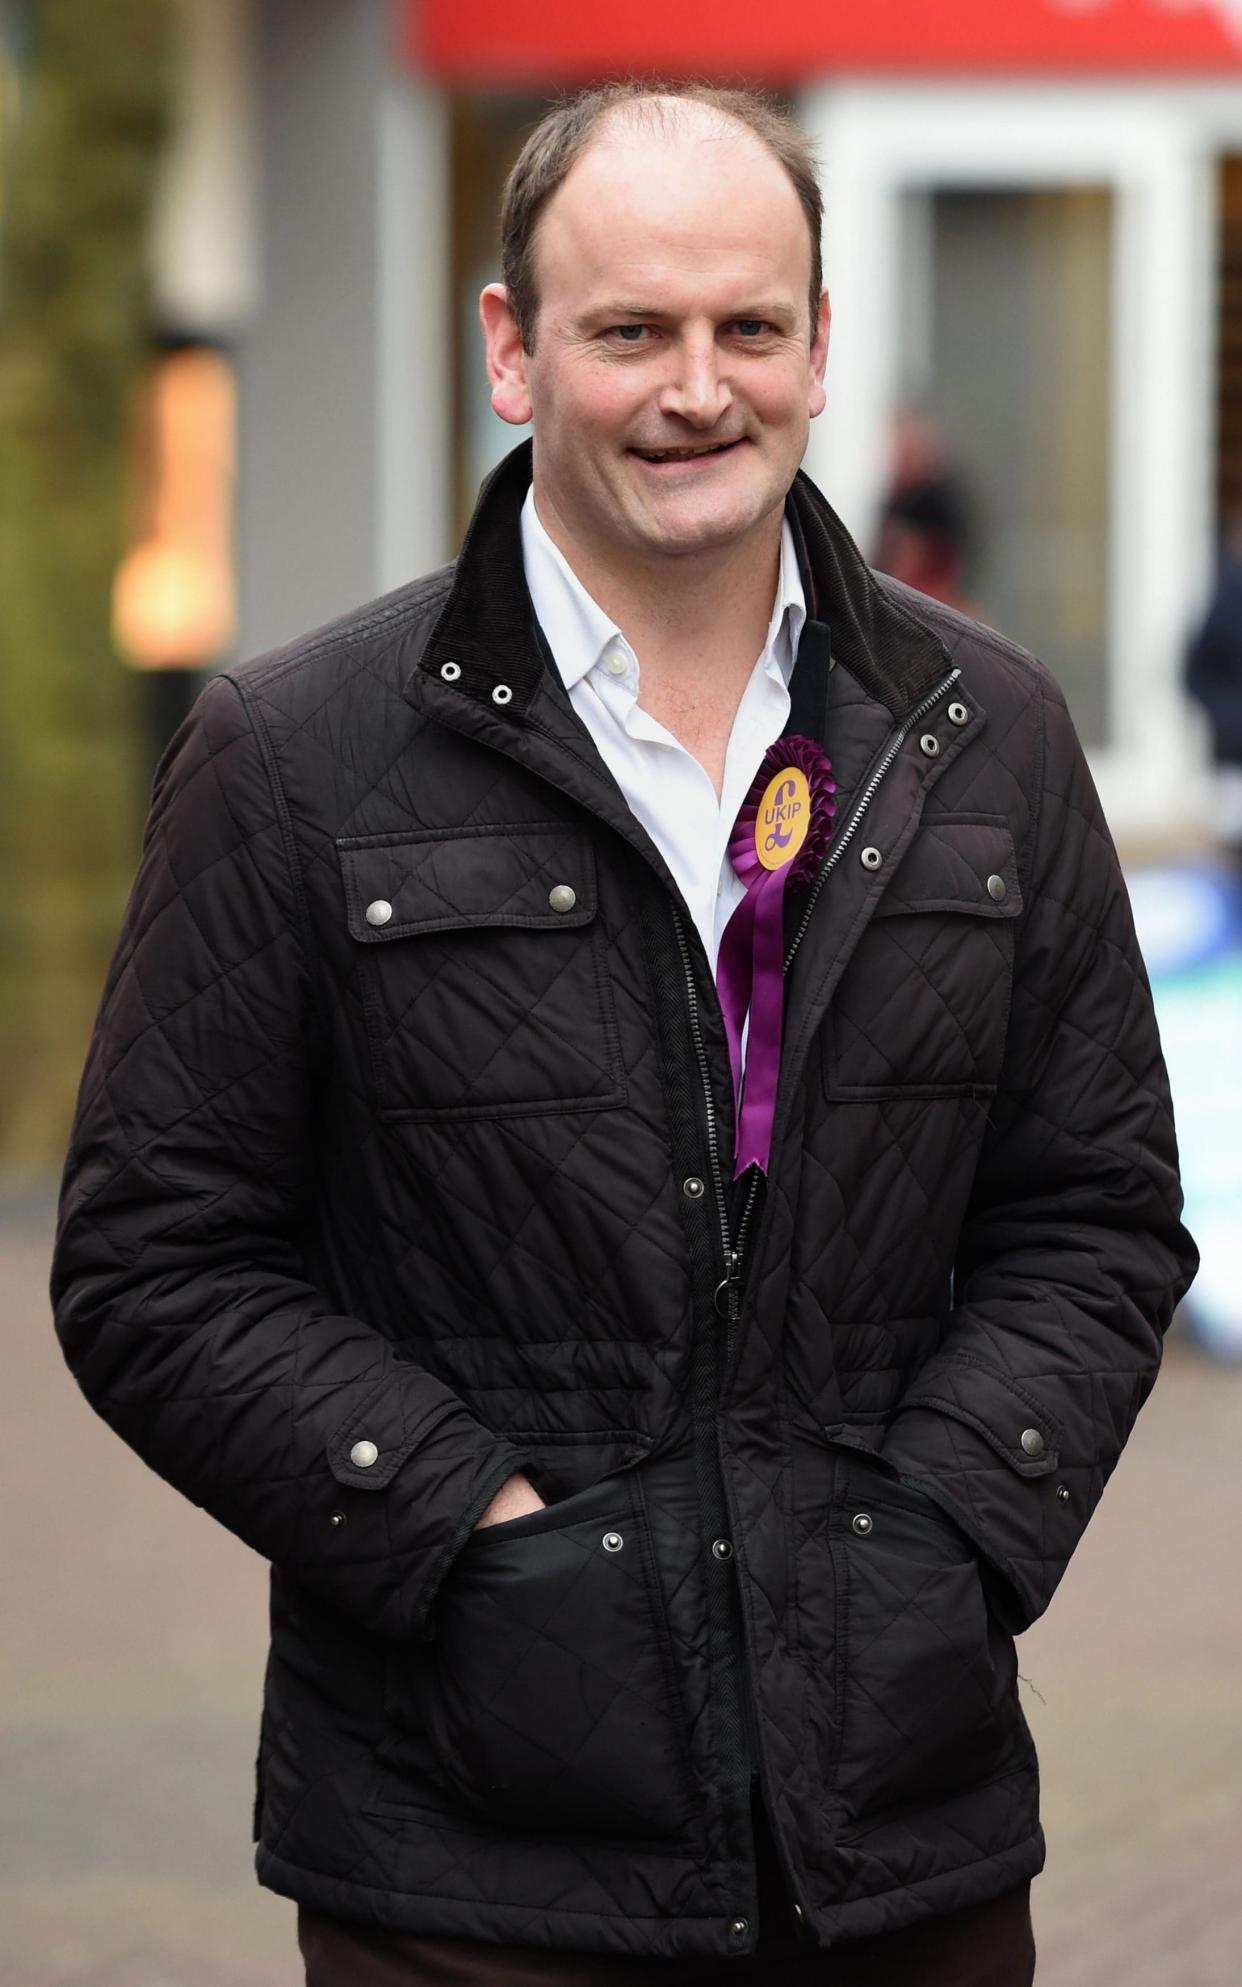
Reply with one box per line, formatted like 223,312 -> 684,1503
638,441 -> 734,462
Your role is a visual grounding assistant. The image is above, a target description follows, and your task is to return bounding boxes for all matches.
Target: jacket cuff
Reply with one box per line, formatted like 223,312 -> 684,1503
880,1358 -> 1080,1632
308,1376 -> 527,1640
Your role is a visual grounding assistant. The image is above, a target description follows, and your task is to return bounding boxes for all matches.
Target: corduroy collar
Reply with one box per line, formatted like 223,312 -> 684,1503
416,440 -> 949,722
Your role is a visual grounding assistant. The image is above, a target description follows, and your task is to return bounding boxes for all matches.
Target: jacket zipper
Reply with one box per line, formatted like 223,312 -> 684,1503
676,664 -> 961,1329
668,664 -> 961,1941
785,666 -> 961,972
671,910 -> 735,1331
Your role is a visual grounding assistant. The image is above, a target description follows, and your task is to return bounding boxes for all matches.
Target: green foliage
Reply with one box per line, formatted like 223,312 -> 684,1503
0,0 -> 175,1174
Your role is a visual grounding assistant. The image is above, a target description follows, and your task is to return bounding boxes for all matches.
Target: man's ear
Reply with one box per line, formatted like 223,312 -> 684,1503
808,289 -> 831,421
480,284 -> 533,427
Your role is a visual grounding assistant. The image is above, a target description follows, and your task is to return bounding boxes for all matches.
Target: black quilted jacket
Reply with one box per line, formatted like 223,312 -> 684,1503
51,444 -> 1195,1958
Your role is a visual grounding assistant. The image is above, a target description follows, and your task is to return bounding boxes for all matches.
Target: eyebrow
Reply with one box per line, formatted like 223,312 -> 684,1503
584,304 -> 663,322
585,300 -> 798,325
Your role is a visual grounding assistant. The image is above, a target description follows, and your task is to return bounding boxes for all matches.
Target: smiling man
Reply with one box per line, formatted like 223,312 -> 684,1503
52,84 -> 1194,1987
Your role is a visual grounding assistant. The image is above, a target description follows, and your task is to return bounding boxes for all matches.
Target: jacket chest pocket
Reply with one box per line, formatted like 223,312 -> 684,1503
338,824 -> 625,1121
822,816 -> 1022,1099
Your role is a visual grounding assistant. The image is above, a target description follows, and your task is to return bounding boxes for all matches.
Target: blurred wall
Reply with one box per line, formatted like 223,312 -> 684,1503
236,0 -> 450,660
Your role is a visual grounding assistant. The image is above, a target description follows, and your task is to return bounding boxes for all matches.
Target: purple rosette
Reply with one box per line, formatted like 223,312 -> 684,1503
716,735 -> 836,1177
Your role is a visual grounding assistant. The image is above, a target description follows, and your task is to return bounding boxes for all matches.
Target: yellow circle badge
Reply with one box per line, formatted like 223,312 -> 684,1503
755,766 -> 812,871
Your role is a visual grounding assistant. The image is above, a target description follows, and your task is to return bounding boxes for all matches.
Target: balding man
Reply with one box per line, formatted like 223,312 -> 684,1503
53,83 -> 1194,1985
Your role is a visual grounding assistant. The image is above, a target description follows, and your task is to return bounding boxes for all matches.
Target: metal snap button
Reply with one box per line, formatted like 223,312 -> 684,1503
601,1531 -> 624,1553
851,1512 -> 873,1536
987,873 -> 1007,902
792,1903 -> 805,1927
1020,1428 -> 1045,1457
439,660 -> 462,683
683,1176 -> 705,1200
329,1511 -> 347,1529
548,884 -> 577,913
919,733 -> 941,758
1055,1484 -> 1070,1503
491,683 -> 513,706
860,846 -> 883,871
711,1538 -> 733,1561
365,899 -> 393,927
350,1440 -> 379,1468
948,701 -> 969,726
729,1918 -> 750,1940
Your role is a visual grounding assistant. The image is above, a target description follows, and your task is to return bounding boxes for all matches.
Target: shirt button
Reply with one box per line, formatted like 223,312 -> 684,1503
350,1440 -> 379,1468
605,653 -> 628,678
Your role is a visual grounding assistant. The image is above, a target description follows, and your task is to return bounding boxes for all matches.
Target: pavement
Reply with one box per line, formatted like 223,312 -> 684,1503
4,1193 -> 1240,1985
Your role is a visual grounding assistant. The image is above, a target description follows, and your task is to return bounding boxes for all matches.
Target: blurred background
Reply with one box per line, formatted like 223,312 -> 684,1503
2,1 -> 1241,1981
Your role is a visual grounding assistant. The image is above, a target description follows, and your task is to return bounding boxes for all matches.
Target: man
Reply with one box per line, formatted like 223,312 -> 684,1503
1185,499 -> 1242,876
52,84 -> 1195,1985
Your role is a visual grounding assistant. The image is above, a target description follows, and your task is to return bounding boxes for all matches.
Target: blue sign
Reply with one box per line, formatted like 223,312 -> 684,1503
1127,860 -> 1242,1361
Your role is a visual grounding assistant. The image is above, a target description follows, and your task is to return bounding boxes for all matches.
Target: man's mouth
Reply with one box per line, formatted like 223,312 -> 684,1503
630,439 -> 745,464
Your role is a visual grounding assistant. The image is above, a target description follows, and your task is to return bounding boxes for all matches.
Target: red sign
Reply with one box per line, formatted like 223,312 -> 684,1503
406,0 -> 1242,82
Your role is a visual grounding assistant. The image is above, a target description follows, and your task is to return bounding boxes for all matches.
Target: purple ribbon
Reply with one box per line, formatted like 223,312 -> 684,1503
716,735 -> 835,1177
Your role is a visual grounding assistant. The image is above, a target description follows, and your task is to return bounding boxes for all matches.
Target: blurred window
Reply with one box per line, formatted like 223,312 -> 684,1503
898,187 -> 1114,748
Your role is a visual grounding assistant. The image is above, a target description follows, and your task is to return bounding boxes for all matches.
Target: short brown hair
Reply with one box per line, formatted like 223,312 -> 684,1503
499,82 -> 823,352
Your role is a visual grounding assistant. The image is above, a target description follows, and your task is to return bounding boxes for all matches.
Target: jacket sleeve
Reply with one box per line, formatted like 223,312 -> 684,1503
880,666 -> 1198,1633
50,674 -> 525,1640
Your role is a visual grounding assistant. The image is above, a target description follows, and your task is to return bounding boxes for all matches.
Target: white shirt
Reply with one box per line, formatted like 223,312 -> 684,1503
520,488 -> 806,974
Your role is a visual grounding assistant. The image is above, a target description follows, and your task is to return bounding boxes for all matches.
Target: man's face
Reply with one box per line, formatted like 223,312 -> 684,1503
482,108 -> 830,576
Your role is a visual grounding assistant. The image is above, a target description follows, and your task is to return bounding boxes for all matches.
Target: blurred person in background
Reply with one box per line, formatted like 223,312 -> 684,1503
872,410 -> 977,614
1186,502 -> 1242,875
51,82 -> 1194,1987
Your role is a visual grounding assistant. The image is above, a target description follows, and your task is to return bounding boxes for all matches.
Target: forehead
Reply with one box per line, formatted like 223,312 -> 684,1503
533,109 -> 812,314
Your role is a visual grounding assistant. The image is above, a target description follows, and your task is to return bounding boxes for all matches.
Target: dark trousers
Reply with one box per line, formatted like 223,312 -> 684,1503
299,1813 -> 1036,1986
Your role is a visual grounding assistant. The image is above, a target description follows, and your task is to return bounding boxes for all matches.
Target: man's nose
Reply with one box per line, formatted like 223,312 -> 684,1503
658,336 -> 733,428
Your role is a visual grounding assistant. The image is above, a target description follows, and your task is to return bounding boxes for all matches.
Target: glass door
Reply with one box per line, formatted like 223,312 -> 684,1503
802,84 -> 1214,838
897,184 -> 1114,748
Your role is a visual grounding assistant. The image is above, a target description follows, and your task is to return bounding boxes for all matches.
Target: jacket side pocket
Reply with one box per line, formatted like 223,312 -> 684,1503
418,1475 -> 695,1842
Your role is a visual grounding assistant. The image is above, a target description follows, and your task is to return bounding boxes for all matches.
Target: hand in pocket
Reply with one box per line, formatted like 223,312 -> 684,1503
429,1477 -> 694,1841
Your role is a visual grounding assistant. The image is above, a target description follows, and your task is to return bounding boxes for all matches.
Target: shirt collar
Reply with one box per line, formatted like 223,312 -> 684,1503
768,509 -> 807,685
521,485 -> 807,696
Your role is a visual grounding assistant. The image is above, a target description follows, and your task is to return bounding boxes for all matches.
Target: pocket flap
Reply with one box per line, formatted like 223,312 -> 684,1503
326,1376 -> 423,1490
337,824 -> 597,942
875,817 -> 1022,920
891,1357 -> 1062,1478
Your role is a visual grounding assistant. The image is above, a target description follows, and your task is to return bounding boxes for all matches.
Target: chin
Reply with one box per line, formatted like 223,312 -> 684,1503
646,495 -> 769,558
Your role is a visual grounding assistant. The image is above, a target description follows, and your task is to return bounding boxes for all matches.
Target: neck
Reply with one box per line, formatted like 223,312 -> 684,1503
534,491 -> 787,797
536,497 -> 783,681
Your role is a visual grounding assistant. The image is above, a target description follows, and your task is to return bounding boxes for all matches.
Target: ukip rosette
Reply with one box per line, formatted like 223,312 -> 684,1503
716,736 -> 836,1176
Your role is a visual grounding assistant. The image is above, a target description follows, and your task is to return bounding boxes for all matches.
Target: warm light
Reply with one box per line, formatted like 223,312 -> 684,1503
113,345 -> 236,669
113,541 -> 231,667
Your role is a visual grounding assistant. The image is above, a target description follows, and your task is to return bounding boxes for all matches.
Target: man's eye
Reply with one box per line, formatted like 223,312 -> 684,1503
733,320 -> 769,338
609,325 -> 648,343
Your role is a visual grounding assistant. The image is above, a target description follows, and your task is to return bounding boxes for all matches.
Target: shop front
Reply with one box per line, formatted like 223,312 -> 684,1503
411,0 -> 1242,838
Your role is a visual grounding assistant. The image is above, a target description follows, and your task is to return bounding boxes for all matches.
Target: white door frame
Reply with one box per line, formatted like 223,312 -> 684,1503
799,82 -> 1234,840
